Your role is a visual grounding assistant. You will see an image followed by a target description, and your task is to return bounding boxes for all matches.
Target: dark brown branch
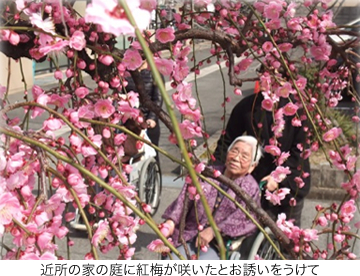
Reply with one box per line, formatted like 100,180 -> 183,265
226,46 -> 243,87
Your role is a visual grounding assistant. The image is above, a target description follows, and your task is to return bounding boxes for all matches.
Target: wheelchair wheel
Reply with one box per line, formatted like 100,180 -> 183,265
247,227 -> 281,260
138,157 -> 162,216
229,251 -> 241,260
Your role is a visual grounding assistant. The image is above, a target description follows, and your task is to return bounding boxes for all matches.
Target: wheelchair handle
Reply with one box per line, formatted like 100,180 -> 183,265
259,180 -> 267,190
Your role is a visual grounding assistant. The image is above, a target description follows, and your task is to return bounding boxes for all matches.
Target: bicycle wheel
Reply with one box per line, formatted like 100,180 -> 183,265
247,227 -> 281,260
138,157 -> 162,216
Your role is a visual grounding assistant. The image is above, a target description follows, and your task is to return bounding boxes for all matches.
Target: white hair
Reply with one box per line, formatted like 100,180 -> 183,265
227,135 -> 263,166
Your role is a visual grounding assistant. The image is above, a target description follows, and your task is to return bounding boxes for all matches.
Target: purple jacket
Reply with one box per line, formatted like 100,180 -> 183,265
162,166 -> 261,247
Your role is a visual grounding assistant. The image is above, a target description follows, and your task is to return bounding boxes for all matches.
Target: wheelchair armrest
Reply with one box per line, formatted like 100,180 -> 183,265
127,151 -> 146,164
227,236 -> 247,251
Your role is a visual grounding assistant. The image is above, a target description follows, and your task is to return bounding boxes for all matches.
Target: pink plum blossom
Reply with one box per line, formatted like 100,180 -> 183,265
69,30 -> 86,51
38,37 -> 69,56
283,102 -> 299,116
48,94 -> 71,108
81,134 -> 102,157
310,43 -> 332,61
334,233 -> 345,243
261,98 -> 274,111
263,1 -> 283,20
340,199 -> 356,223
0,193 -> 21,235
172,62 -> 190,82
0,148 -> 6,172
271,166 -> 291,183
276,82 -> 294,98
6,152 -> 25,174
266,19 -> 281,30
29,12 -> 55,34
262,41 -> 273,53
317,216 -> 328,227
85,0 -> 151,36
92,220 -> 111,246
264,145 -> 281,157
30,88 -> 50,119
213,170 -> 221,178
177,82 -> 193,102
265,188 -> 291,206
122,49 -> 143,71
94,99 -> 115,119
277,152 -> 290,166
237,58 -> 253,71
159,222 -> 171,237
322,127 -> 342,142
154,57 -> 174,76
156,27 -> 175,43
98,55 -> 114,66
234,88 -> 242,95
302,229 -> 319,242
20,252 -> 57,260
139,0 -> 157,11
195,162 -> 205,173
54,70 -> 63,80
187,185 -> 197,196
355,221 -> 360,229
287,18 -> 303,31
0,84 -> 6,99
278,43 -> 293,52
8,31 -> 20,46
142,203 -> 152,213
179,120 -> 202,139
43,118 -> 64,131
37,232 -> 53,250
147,239 -> 171,253
75,86 -> 89,99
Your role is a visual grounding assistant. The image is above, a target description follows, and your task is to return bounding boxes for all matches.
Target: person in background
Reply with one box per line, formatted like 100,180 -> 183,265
124,60 -> 164,165
161,135 -> 263,260
212,76 -> 311,227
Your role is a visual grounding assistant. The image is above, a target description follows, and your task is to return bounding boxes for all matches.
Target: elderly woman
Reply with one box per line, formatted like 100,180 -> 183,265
161,135 -> 263,260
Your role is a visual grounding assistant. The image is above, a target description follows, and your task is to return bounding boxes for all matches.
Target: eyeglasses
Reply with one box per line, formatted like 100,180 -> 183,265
228,148 -> 251,163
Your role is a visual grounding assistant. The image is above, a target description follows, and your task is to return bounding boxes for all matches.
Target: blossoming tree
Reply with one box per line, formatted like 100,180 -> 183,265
0,0 -> 359,260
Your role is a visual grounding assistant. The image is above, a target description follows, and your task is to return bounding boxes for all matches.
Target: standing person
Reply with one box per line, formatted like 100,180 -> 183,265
124,60 -> 164,165
212,91 -> 311,227
161,135 -> 263,260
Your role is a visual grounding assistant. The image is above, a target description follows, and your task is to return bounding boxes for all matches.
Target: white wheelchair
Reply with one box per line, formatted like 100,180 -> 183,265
127,136 -> 162,216
70,132 -> 162,230
226,227 -> 281,260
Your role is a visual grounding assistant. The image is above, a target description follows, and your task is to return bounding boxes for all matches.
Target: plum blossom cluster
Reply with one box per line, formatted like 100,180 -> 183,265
0,0 -> 161,260
277,199 -> 359,260
0,134 -> 68,260
0,0 -> 360,261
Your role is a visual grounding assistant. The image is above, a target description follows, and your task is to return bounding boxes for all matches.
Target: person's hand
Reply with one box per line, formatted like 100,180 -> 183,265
261,175 -> 278,192
195,227 -> 215,248
146,119 -> 156,128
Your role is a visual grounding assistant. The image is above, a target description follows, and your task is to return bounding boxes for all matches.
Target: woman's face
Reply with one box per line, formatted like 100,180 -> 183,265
224,141 -> 255,179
